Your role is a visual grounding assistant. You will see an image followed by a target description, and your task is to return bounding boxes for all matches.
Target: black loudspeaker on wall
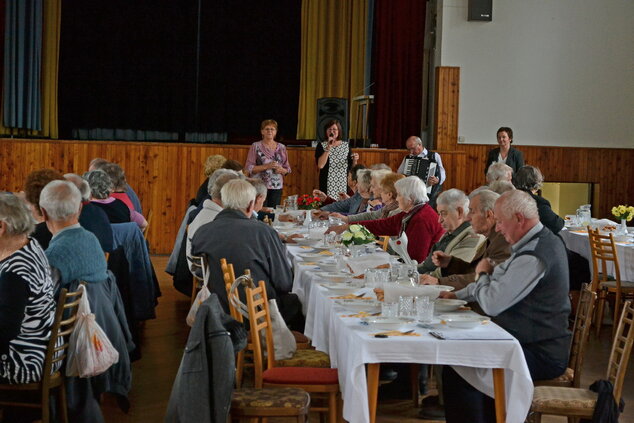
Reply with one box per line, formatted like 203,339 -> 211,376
468,0 -> 492,21
316,97 -> 348,141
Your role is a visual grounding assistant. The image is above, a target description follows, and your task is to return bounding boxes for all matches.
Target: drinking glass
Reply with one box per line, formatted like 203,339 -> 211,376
365,269 -> 379,288
381,302 -> 398,318
398,296 -> 415,317
415,296 -> 434,323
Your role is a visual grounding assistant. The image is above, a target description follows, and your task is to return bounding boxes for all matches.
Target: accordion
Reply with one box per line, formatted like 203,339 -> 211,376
403,155 -> 437,194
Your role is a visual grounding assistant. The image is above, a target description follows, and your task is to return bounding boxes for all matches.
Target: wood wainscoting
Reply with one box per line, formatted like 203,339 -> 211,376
1,138 -> 631,254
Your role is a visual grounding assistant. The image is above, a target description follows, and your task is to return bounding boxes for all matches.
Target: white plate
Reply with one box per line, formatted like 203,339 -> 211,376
294,238 -> 320,246
434,299 -> 467,312
298,252 -> 331,260
334,299 -> 380,312
439,314 -> 490,329
320,283 -> 357,293
316,272 -> 353,283
364,317 -> 413,331
318,263 -> 343,272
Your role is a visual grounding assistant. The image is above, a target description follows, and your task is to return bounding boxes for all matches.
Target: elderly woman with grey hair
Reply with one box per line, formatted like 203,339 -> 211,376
332,176 -> 444,263
64,173 -> 114,252
514,165 -> 564,234
84,170 -> 147,229
0,193 -> 57,385
485,162 -> 513,184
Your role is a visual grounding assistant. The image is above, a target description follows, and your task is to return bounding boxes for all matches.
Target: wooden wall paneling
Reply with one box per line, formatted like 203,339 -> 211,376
433,67 -> 460,151
2,138 -> 632,253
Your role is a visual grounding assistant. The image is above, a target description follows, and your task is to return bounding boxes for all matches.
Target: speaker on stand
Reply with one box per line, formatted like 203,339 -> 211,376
316,98 -> 348,142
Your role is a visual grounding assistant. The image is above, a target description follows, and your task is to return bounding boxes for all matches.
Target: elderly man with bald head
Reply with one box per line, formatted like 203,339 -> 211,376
396,136 -> 445,207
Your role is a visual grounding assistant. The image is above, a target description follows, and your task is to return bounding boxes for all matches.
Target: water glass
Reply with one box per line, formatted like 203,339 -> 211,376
328,215 -> 344,227
415,296 -> 434,323
365,269 -> 380,288
398,296 -> 415,317
335,255 -> 347,272
381,302 -> 398,318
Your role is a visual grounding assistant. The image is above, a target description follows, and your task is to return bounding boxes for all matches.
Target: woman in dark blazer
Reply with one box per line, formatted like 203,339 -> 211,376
485,127 -> 524,175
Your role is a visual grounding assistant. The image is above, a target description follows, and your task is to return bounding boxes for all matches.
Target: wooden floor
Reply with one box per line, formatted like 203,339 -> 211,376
102,255 -> 634,422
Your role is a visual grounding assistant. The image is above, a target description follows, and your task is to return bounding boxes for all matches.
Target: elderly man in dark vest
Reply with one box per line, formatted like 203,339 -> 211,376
439,189 -> 571,423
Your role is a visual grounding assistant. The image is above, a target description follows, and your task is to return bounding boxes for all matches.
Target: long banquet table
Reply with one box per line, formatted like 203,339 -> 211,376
286,244 -> 533,423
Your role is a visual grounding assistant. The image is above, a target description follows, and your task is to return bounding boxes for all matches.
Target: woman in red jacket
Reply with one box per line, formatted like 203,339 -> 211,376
332,176 -> 444,263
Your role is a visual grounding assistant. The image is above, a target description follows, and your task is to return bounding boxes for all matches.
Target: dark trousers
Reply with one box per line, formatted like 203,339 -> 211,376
443,345 -> 567,423
265,189 -> 283,208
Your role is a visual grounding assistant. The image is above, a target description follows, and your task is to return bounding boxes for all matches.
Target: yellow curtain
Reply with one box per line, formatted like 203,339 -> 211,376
297,0 -> 368,140
0,0 -> 60,138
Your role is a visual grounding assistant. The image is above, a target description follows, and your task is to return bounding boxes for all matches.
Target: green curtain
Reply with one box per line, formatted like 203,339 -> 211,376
297,0 -> 368,140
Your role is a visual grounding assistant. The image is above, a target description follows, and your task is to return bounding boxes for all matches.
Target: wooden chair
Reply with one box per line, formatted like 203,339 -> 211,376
0,286 -> 84,423
231,387 -> 310,423
587,227 -> 634,337
376,235 -> 390,251
246,281 -> 341,423
530,300 -> 634,422
221,258 -> 312,349
534,284 -> 596,388
189,253 -> 208,306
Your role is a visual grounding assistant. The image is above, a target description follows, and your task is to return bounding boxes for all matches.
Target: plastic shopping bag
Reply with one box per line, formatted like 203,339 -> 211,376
66,285 -> 119,377
186,258 -> 211,327
186,285 -> 211,326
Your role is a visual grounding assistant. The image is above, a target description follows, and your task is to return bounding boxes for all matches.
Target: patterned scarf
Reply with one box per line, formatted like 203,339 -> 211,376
400,202 -> 427,235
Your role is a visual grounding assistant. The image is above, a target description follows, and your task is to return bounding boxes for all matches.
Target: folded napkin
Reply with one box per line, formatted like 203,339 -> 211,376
347,252 -> 392,276
388,233 -> 415,265
299,261 -> 319,266
384,284 -> 440,303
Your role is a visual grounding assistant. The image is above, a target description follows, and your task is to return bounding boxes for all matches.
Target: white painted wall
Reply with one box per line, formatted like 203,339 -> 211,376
437,0 -> 634,147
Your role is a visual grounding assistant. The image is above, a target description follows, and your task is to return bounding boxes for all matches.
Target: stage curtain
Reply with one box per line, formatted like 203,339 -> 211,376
372,0 -> 425,148
296,0 -> 368,140
0,0 -> 59,138
2,0 -> 42,132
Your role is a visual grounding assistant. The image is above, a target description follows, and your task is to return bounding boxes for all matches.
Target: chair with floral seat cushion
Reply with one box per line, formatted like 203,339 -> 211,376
231,387 -> 310,423
529,300 -> 634,422
0,286 -> 83,423
587,227 -> 634,337
246,281 -> 341,423
534,284 -> 596,388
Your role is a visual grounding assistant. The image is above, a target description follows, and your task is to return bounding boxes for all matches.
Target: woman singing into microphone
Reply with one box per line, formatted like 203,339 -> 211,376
315,119 -> 359,198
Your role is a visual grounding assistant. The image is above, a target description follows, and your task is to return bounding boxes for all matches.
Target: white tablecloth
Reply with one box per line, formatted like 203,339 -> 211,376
560,228 -> 634,281
287,245 -> 533,423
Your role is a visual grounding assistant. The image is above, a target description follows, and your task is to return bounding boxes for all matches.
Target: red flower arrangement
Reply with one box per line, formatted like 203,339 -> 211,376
297,194 -> 322,210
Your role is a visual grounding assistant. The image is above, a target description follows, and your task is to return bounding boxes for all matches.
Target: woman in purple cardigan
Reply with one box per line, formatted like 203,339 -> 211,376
245,119 -> 291,208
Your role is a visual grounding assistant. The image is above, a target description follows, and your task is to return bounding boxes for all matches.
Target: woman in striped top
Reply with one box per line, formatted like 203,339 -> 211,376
0,193 -> 56,384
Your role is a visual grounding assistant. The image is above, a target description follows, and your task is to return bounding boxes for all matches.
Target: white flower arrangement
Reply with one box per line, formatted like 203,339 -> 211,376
341,224 -> 376,246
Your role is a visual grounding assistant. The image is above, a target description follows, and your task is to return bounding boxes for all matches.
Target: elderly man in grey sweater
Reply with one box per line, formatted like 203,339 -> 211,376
439,189 -> 571,423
